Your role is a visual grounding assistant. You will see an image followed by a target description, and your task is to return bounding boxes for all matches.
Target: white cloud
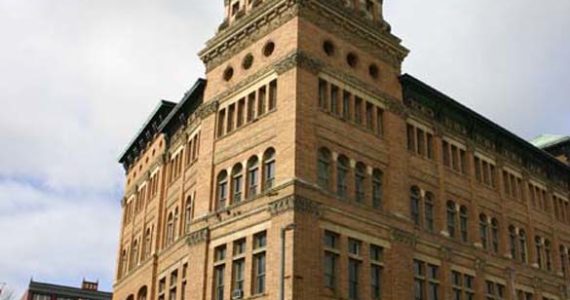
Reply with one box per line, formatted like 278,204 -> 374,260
0,0 -> 569,297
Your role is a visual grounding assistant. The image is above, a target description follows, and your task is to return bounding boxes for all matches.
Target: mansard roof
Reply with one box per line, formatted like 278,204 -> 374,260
400,74 -> 570,180
159,78 -> 206,136
118,100 -> 176,169
118,79 -> 206,170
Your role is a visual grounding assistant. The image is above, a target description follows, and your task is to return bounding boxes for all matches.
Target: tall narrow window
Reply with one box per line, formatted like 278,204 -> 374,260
247,92 -> 256,122
491,218 -> 499,254
407,124 -> 416,151
324,231 -> 339,290
354,97 -> 363,124
337,156 -> 349,199
447,201 -> 457,238
331,85 -> 339,115
519,230 -> 528,263
217,171 -> 228,209
348,259 -> 360,300
213,265 -> 225,300
232,259 -> 245,293
258,86 -> 267,116
460,206 -> 468,242
343,91 -> 351,120
130,240 -> 139,269
509,226 -> 518,260
252,251 -> 266,294
376,108 -> 384,136
237,98 -> 245,128
366,102 -> 374,130
319,79 -> 328,110
268,80 -> 277,111
411,187 -> 421,226
263,148 -> 276,191
318,148 -> 332,189
355,162 -> 366,203
425,192 -> 435,232
166,213 -> 174,246
414,260 -> 440,300
227,104 -> 235,133
217,109 -> 226,138
370,245 -> 383,300
479,214 -> 488,250
184,196 -> 193,233
247,156 -> 259,198
545,239 -> 552,271
372,169 -> 383,209
231,164 -> 243,204
144,228 -> 152,260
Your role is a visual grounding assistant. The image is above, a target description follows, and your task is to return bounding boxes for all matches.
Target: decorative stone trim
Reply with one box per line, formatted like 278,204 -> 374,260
186,227 -> 209,246
197,100 -> 220,119
268,195 -> 322,217
275,51 -> 323,75
474,258 -> 486,272
390,228 -> 416,247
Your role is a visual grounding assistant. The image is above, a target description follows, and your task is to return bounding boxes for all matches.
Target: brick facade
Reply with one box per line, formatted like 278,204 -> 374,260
113,1 -> 570,300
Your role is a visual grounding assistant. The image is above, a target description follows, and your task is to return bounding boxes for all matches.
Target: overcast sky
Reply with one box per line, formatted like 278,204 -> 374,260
1,0 -> 569,296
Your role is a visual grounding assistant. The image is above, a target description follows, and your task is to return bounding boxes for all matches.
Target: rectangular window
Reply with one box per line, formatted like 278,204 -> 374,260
232,259 -> 245,292
343,91 -> 351,120
452,271 -> 475,300
215,245 -> 227,262
366,102 -> 374,130
443,141 -> 450,167
324,252 -> 338,289
331,85 -> 339,115
348,259 -> 360,300
227,104 -> 235,133
355,97 -> 363,124
217,109 -> 226,137
324,231 -> 339,249
233,239 -> 246,256
214,265 -> 225,300
376,108 -> 384,136
252,253 -> 266,294
258,86 -> 267,116
237,98 -> 245,128
417,128 -> 425,156
348,238 -> 361,256
426,133 -> 434,159
485,281 -> 505,300
268,80 -> 277,111
247,92 -> 256,122
407,124 -> 416,151
319,79 -> 328,110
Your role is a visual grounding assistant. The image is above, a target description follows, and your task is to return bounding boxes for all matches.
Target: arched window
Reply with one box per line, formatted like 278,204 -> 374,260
137,286 -> 148,300
173,207 -> 179,239
166,213 -> 174,246
354,162 -> 366,203
263,148 -> 276,191
479,214 -> 488,250
424,192 -> 435,232
459,206 -> 468,242
410,187 -> 421,226
217,171 -> 228,209
130,240 -> 139,270
337,155 -> 349,198
247,156 -> 259,198
447,201 -> 457,238
318,148 -> 332,189
371,169 -> 383,209
143,228 -> 152,260
545,239 -> 552,271
126,294 -> 134,300
491,218 -> 499,254
535,236 -> 543,269
519,229 -> 528,263
185,196 -> 193,233
231,164 -> 244,204
509,226 -> 518,260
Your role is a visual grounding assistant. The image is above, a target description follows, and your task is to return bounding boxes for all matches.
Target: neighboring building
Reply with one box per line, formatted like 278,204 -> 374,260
21,280 -> 112,300
113,1 -> 570,300
532,135 -> 570,166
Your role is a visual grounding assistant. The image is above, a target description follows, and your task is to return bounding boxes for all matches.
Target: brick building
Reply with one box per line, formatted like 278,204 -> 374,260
20,280 -> 112,300
112,0 -> 570,299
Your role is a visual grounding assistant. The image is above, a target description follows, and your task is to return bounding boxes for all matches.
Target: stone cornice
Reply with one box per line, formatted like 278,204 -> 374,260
186,227 -> 209,246
268,195 -> 322,217
200,0 -> 408,72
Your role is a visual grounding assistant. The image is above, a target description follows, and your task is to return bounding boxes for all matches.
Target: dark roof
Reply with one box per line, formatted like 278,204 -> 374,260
27,281 -> 112,300
159,78 -> 206,136
400,74 -> 570,178
531,134 -> 570,150
118,100 -> 176,168
118,79 -> 206,170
